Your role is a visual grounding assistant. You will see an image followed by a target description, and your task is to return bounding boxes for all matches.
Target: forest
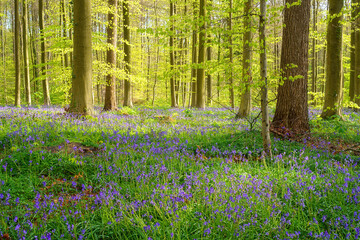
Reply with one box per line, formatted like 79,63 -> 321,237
0,0 -> 360,239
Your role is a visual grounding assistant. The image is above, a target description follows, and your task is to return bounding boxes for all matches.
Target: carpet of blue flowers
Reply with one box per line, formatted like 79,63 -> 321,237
0,106 -> 359,239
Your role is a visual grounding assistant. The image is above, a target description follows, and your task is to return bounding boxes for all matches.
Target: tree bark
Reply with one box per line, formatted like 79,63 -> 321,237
311,0 -> 317,104
237,0 -> 252,118
350,0 -> 356,101
228,0 -> 234,109
104,0 -> 118,111
354,0 -> 360,106
69,0 -> 94,115
321,0 -> 344,118
169,1 -> 177,107
15,0 -> 21,106
196,0 -> 206,109
123,0 -> 133,107
23,0 -> 31,105
39,0 -> 50,105
260,0 -> 272,157
191,0 -> 198,107
272,0 -> 311,133
1,5 -> 7,105
206,0 -> 212,106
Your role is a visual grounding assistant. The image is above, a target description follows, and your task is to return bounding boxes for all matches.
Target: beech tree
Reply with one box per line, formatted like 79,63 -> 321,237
169,0 -> 177,107
69,0 -> 94,115
237,0 -> 252,118
104,0 -> 118,111
272,0 -> 311,133
23,0 -> 31,105
196,0 -> 206,109
354,0 -> 360,106
14,0 -> 21,107
123,0 -> 133,107
259,0 -> 271,157
321,0 -> 344,118
39,0 -> 51,105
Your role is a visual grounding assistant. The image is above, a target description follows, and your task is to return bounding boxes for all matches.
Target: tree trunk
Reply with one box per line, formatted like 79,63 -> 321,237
354,0 -> 360,106
1,5 -> 7,105
123,0 -> 133,107
350,0 -> 356,101
169,1 -> 177,107
39,0 -> 50,105
228,0 -> 234,109
196,0 -> 206,109
69,0 -> 94,115
272,0 -> 311,133
15,0 -> 21,106
237,0 -> 252,118
206,0 -> 212,106
321,0 -> 344,118
104,0 -> 118,111
191,0 -> 198,107
61,0 -> 69,68
311,0 -> 317,104
23,0 -> 31,105
259,0 -> 272,157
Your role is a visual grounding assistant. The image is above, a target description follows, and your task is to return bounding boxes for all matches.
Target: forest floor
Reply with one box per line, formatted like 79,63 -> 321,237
0,106 -> 359,239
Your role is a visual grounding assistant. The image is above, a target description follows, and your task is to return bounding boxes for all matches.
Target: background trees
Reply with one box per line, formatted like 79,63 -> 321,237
1,0 -> 359,123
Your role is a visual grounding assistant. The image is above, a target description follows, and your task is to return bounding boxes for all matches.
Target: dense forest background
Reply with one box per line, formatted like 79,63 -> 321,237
0,0 -> 359,114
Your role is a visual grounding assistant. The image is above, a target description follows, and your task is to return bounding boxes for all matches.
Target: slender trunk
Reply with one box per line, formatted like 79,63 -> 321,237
39,0 -> 50,105
104,0 -> 118,111
260,0 -> 272,157
311,0 -> 317,105
123,0 -> 133,107
228,0 -> 234,109
350,0 -> 356,101
146,36 -> 151,102
196,0 -> 206,109
23,0 -> 31,105
191,1 -> 198,107
169,1 -> 177,107
217,32 -> 221,101
237,0 -> 252,118
206,0 -> 212,106
61,0 -> 69,68
152,0 -> 159,106
15,0 -> 21,106
354,0 -> 360,106
2,5 -> 7,105
321,0 -> 344,118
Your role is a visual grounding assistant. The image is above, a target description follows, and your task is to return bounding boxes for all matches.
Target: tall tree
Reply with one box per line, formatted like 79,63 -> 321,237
104,0 -> 118,111
69,0 -> 94,115
206,0 -> 212,106
272,0 -> 311,133
228,0 -> 234,109
237,0 -> 252,118
311,0 -> 318,104
196,0 -> 206,109
15,0 -> 21,106
259,0 -> 271,157
321,0 -> 344,118
191,0 -> 198,107
123,0 -> 133,107
23,0 -> 31,105
350,0 -> 356,101
169,0 -> 177,107
354,0 -> 360,106
39,0 -> 51,105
